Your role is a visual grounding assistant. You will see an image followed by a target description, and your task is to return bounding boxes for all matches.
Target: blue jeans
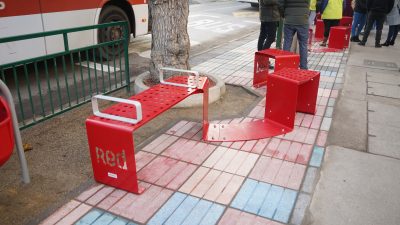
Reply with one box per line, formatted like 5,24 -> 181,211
351,12 -> 366,37
283,24 -> 308,69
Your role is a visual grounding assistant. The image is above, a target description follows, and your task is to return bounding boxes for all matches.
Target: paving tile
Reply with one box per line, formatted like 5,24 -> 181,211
109,183 -> 173,224
316,131 -> 328,147
249,156 -> 306,190
218,208 -> 283,225
135,151 -> 157,171
231,179 -> 297,223
39,200 -> 81,225
76,184 -> 104,202
137,156 -> 197,190
180,167 -> 245,204
290,193 -> 311,225
54,203 -> 92,225
309,146 -> 325,167
301,167 -> 318,193
320,117 -> 332,131
203,147 -> 258,176
162,138 -> 216,165
97,189 -> 127,210
86,186 -> 115,206
148,192 -> 225,225
141,134 -> 179,154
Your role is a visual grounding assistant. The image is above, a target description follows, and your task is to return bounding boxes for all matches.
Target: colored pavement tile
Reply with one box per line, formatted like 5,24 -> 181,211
75,208 -> 138,225
309,146 -> 325,167
137,155 -> 198,190
148,192 -> 225,225
261,138 -> 313,165
230,179 -> 297,223
218,208 -> 283,225
179,167 -> 245,204
249,156 -> 306,190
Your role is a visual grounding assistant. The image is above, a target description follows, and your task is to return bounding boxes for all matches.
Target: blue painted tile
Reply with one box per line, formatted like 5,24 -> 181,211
230,179 -> 258,210
243,182 -> 271,214
147,192 -> 186,225
258,185 -> 284,218
181,199 -> 212,225
164,195 -> 199,225
75,209 -> 103,225
198,203 -> 225,225
309,147 -> 324,167
109,217 -> 130,225
274,189 -> 298,223
126,222 -> 138,225
92,212 -> 115,225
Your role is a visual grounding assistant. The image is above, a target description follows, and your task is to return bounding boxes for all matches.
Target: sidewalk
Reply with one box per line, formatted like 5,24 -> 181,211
38,32 -> 346,225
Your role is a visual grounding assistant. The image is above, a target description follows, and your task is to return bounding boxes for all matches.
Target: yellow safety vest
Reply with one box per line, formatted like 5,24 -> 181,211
310,0 -> 317,11
322,0 -> 343,19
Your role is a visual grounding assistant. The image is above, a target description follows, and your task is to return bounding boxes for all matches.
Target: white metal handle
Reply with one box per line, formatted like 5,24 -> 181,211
92,95 -> 142,124
159,67 -> 200,88
0,2 -> 5,10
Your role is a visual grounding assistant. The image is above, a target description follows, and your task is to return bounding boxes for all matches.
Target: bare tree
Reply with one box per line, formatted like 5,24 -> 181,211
149,0 -> 190,82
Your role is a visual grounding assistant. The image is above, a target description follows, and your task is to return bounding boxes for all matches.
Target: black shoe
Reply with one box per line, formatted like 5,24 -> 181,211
389,40 -> 395,45
375,43 -> 382,48
382,41 -> 390,46
358,42 -> 366,46
320,42 -> 327,47
350,36 -> 361,42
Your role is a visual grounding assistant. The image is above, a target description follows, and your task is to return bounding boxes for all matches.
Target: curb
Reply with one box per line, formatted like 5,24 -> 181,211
133,71 -> 226,108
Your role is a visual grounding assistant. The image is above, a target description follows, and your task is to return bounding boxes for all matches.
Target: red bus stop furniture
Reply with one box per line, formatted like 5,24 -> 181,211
328,26 -> 351,49
315,19 -> 324,40
340,16 -> 353,26
205,68 -> 320,142
0,96 -> 14,166
253,49 -> 300,87
86,68 -> 209,194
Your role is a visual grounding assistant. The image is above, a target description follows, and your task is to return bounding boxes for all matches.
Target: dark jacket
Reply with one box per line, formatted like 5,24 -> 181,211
260,0 -> 281,22
278,0 -> 310,25
366,0 -> 395,14
354,0 -> 367,14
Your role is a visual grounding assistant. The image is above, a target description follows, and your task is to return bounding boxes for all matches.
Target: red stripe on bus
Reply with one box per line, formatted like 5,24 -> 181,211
0,0 -> 145,18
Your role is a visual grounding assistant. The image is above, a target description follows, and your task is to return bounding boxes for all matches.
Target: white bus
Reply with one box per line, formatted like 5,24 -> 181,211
0,0 -> 149,65
237,0 -> 259,8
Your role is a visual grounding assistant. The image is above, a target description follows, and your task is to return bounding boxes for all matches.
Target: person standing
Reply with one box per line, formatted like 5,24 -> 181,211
309,0 -> 318,29
319,0 -> 343,46
278,0 -> 310,69
382,0 -> 400,46
358,0 -> 395,47
258,0 -> 281,51
350,0 -> 367,42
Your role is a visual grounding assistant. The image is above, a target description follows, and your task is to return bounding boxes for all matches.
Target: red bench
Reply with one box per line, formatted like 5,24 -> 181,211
253,49 -> 300,87
86,68 -> 209,194
328,26 -> 351,49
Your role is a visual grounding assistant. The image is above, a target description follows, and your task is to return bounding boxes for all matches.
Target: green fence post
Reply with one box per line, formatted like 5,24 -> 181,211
123,22 -> 130,93
276,19 -> 283,49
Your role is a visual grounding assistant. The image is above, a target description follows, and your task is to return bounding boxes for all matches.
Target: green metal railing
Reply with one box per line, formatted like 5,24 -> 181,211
0,21 -> 130,129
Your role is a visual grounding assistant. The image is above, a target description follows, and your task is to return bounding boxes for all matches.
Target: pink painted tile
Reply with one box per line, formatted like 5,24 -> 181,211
189,142 -> 217,165
163,139 -> 198,162
109,182 -> 151,216
216,175 -> 244,204
182,123 -> 202,139
39,200 -> 80,225
283,129 -> 296,141
224,150 -> 249,174
218,208 -> 241,225
249,156 -> 272,181
323,89 -> 331,98
241,140 -> 257,152
301,115 -> 313,128
274,161 -> 294,187
175,121 -> 197,136
166,120 -> 188,135
319,97 -> 329,106
317,88 -> 324,97
263,138 -> 281,157
97,189 -> 127,210
203,147 -> 227,168
305,129 -> 318,145
203,172 -> 233,201
213,149 -> 237,171
75,184 -> 103,202
293,127 -> 309,143
284,142 -> 302,162
236,154 -> 259,177
287,163 -> 307,190
331,89 -> 339,98
136,151 -> 157,171
137,156 -> 178,184
248,106 -> 264,118
310,116 -> 323,130
294,113 -> 305,126
156,161 -> 190,186
296,144 -> 313,165
127,185 -> 162,221
134,188 -> 173,223
142,134 -> 179,154
316,105 -> 326,117
273,140 -> 291,160
316,131 -> 328,147
191,169 -> 222,198
86,186 -> 115,206
167,164 -> 198,190
179,167 -> 210,193
230,140 -> 245,150
261,158 -> 282,184
54,203 -> 92,225
251,138 -> 270,154
236,210 -> 257,224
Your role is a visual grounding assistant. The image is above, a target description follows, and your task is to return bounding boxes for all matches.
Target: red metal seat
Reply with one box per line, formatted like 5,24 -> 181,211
253,49 -> 300,88
340,16 -> 353,27
328,26 -> 351,49
86,73 -> 209,194
204,68 -> 320,142
0,96 -> 14,166
315,19 -> 324,40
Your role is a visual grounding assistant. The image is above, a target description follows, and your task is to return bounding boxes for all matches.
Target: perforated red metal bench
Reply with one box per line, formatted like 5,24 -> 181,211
253,49 -> 300,87
86,68 -> 209,194
205,68 -> 320,142
328,26 -> 351,49
340,16 -> 353,27
315,19 -> 324,40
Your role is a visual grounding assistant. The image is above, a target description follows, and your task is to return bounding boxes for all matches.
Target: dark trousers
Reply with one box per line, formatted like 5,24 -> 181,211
323,19 -> 340,38
362,11 -> 385,44
385,24 -> 400,43
258,21 -> 278,51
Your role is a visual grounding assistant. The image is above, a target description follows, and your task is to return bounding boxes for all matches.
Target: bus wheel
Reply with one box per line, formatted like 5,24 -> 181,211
98,5 -> 131,59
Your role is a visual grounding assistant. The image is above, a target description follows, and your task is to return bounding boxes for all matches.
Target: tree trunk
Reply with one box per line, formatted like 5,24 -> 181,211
149,0 -> 190,82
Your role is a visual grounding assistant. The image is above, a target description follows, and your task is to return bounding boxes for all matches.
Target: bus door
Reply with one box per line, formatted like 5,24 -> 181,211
0,0 -> 46,65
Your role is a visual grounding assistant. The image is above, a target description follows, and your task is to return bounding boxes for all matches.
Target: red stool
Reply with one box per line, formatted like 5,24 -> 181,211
340,16 -> 353,26
0,96 -> 14,166
315,19 -> 324,40
253,49 -> 300,88
328,26 -> 351,49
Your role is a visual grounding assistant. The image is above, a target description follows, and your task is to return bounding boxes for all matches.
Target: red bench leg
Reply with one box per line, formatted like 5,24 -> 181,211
253,53 -> 270,88
86,120 -> 144,194
296,75 -> 320,114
